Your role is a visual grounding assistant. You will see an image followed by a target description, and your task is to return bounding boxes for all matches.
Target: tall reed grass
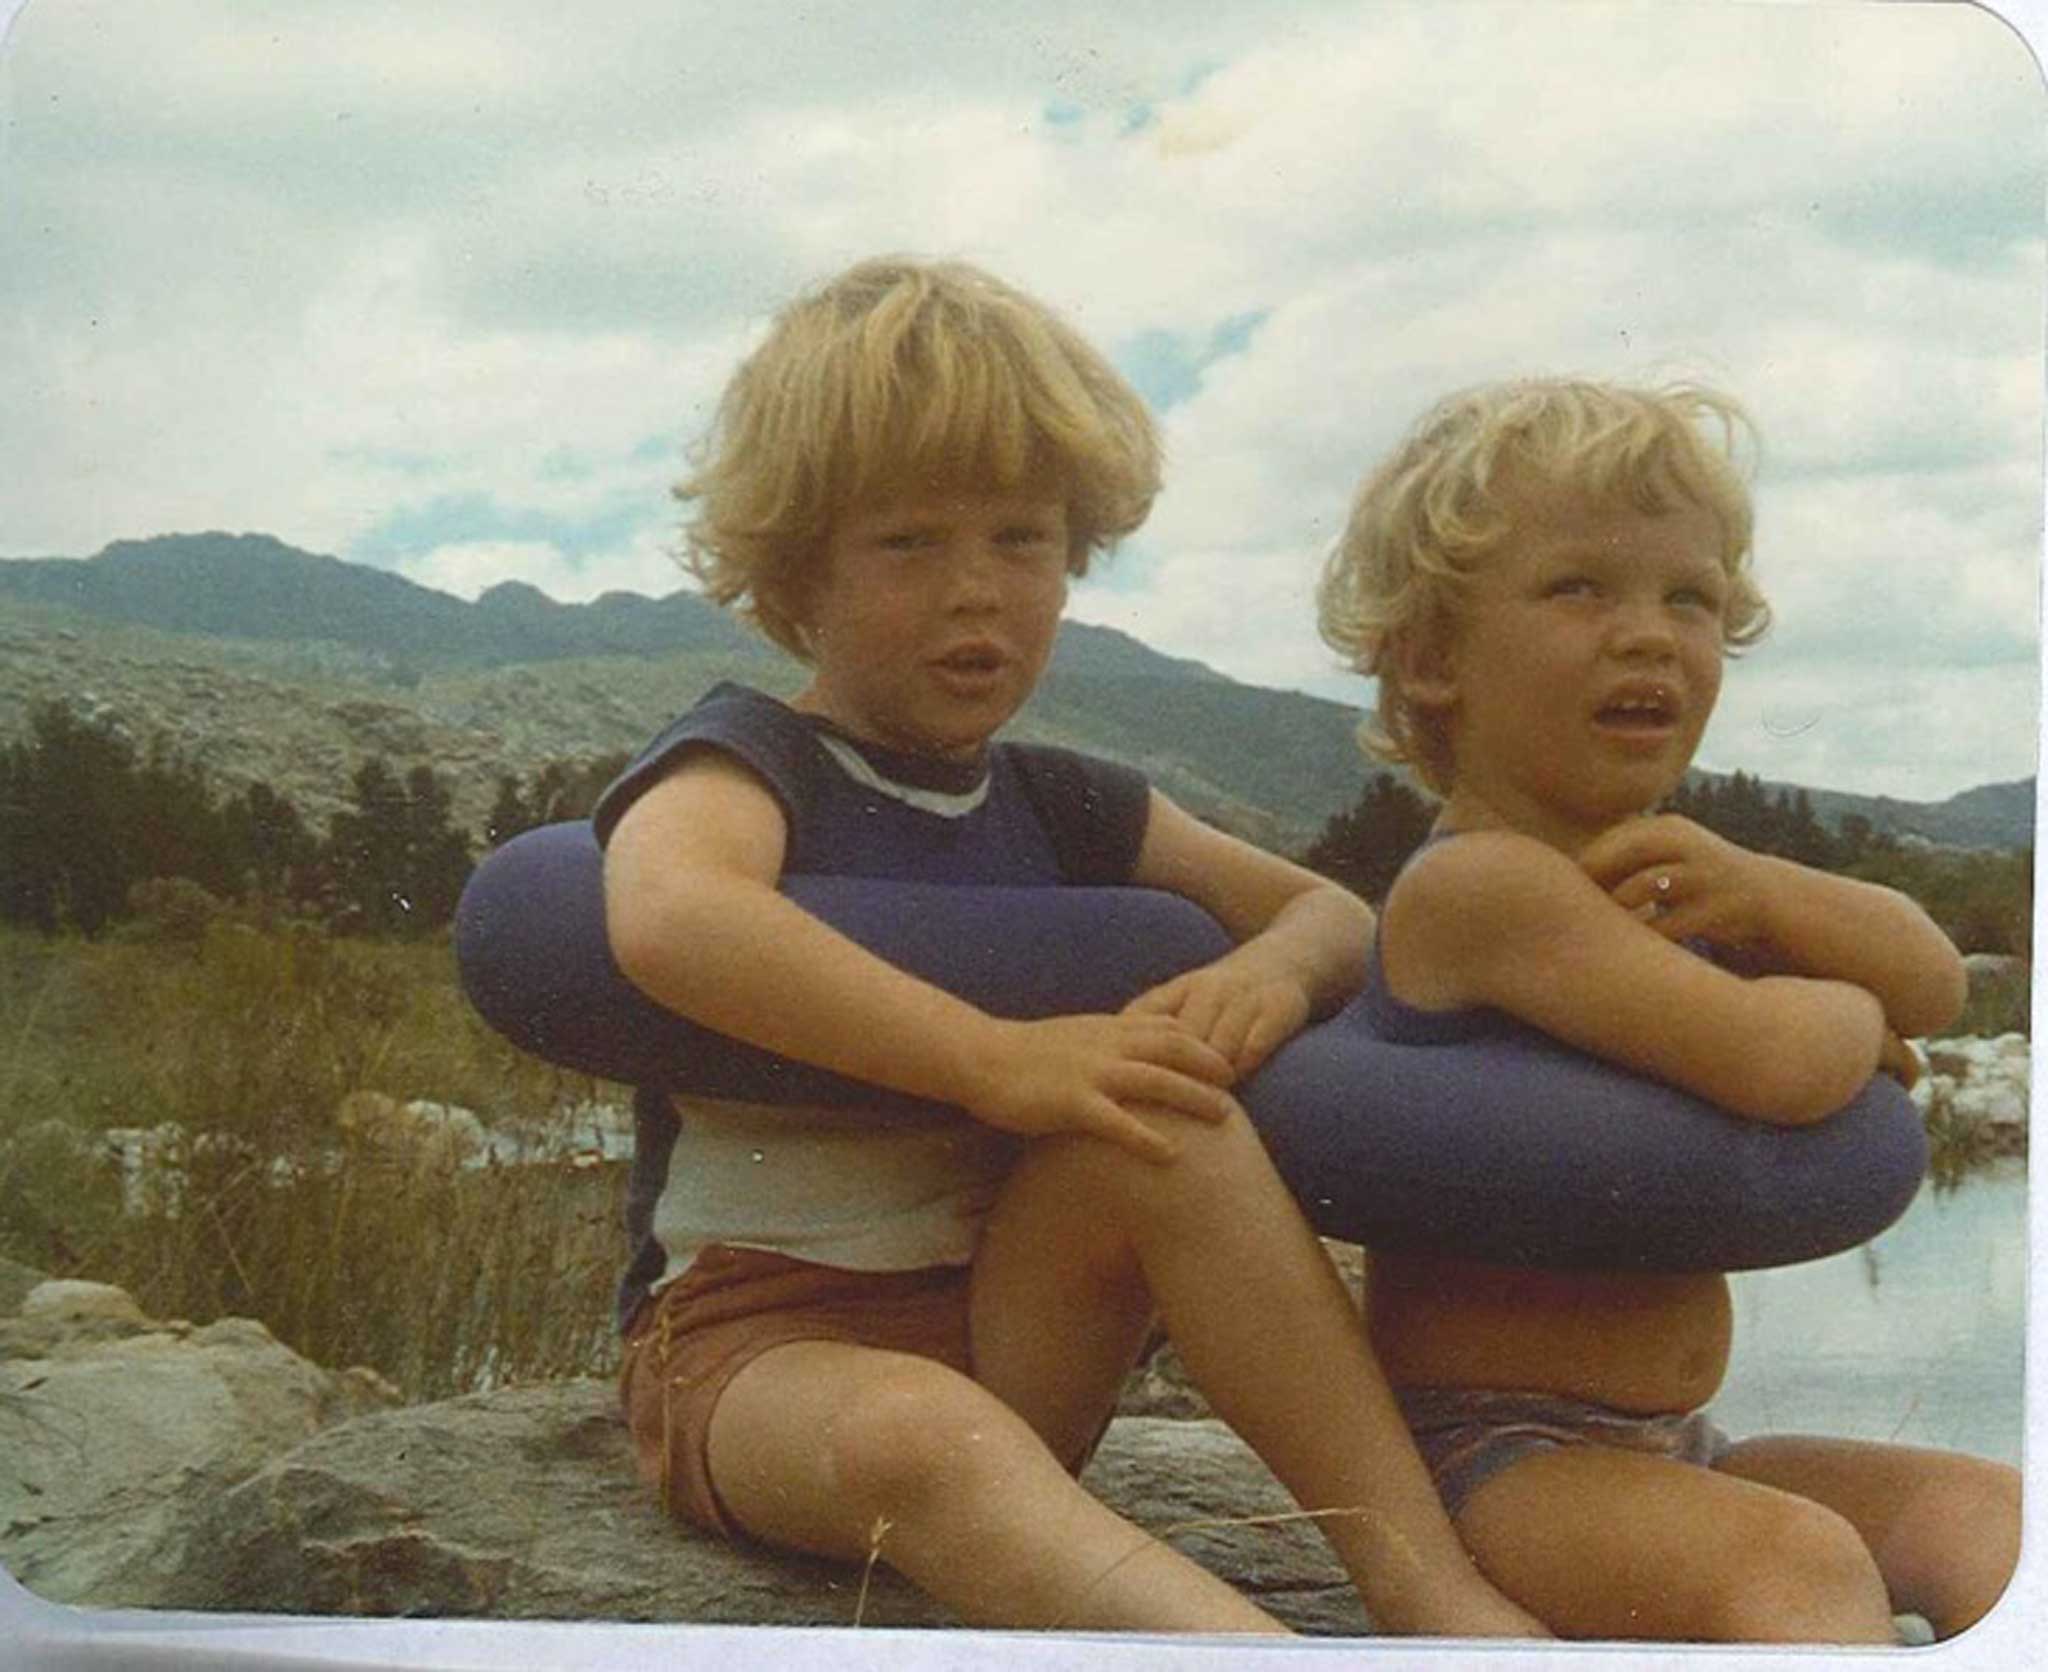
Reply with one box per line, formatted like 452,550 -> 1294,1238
0,911 -> 626,1402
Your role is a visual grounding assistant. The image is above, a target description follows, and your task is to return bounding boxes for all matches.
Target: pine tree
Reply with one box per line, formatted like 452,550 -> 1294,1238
402,763 -> 474,927
483,774 -> 536,848
325,756 -> 416,934
322,756 -> 474,935
133,734 -> 239,900
224,779 -> 317,896
1303,773 -> 1438,903
0,703 -> 145,932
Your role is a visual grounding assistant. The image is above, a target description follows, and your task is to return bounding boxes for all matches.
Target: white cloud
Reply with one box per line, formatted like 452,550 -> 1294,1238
1072,535 -> 1335,692
0,0 -> 2039,799
397,534 -> 685,603
1705,655 -> 2041,804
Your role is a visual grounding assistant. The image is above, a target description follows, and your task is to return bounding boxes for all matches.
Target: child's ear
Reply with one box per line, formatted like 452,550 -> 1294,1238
762,558 -> 820,645
1393,622 -> 1460,712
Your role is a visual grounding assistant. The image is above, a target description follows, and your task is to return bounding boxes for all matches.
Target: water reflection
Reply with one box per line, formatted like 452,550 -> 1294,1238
1715,1165 -> 2026,1466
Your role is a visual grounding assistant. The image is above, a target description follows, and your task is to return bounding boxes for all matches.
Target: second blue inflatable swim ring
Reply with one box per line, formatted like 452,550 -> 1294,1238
455,821 -> 1928,1273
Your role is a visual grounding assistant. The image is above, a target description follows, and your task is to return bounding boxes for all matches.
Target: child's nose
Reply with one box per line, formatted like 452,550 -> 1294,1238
945,543 -> 1007,608
1610,603 -> 1678,660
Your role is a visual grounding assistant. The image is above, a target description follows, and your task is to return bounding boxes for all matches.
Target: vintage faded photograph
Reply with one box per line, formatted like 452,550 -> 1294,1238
1,1 -> 2038,1665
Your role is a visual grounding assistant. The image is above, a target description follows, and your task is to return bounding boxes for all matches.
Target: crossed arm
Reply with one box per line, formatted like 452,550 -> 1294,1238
1577,815 -> 1967,1038
1382,817 -> 1965,1128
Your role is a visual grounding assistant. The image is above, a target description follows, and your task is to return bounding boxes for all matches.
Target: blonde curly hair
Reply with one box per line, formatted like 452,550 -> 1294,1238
677,256 -> 1161,660
1317,377 -> 1772,793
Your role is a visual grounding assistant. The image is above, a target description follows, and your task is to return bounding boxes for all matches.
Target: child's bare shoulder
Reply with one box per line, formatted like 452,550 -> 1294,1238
606,748 -> 790,885
1386,830 -> 1627,1010
1394,829 -> 1593,924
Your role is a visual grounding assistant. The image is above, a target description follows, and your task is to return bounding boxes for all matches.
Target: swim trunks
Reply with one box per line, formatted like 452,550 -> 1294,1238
619,1243 -> 976,1538
1397,1386 -> 1733,1518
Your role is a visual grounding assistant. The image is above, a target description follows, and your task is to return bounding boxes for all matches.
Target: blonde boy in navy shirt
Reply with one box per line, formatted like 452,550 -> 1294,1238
600,257 -> 1541,1636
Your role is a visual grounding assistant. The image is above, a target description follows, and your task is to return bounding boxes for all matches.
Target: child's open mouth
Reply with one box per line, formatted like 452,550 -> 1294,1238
930,643 -> 1007,689
1593,686 -> 1678,733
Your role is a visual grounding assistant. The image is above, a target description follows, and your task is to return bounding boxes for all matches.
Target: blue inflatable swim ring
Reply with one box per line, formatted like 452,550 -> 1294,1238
455,822 -> 1927,1273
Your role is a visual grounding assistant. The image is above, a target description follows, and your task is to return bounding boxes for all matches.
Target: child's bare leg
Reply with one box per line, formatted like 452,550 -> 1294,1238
970,1109 -> 1542,1636
705,1337 -> 1285,1632
1455,1445 -> 1898,1642
1714,1435 -> 2021,1637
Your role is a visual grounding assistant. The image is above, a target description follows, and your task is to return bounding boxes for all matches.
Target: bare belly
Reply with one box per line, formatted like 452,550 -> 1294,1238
1365,1251 -> 1733,1415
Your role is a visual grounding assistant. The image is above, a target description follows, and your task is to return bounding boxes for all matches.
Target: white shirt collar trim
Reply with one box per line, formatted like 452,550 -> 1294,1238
815,732 -> 990,818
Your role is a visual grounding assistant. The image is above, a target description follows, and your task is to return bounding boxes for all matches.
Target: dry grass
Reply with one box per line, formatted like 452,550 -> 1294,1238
0,916 -> 627,1401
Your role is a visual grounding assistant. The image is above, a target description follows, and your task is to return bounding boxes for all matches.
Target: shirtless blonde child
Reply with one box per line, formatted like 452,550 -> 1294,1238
597,257 -> 1540,1636
1316,376 -> 2019,1642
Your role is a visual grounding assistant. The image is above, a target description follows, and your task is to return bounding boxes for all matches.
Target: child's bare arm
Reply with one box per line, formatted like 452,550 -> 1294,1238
604,755 -> 1239,1163
1390,831 -> 1886,1126
1123,791 -> 1375,1077
1576,815 -> 1967,1037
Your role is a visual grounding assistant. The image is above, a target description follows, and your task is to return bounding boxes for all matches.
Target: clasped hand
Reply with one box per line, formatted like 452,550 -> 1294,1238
1577,814 -> 1783,951
1581,814 -> 1921,1091
1124,947 -> 1315,1080
969,1012 -> 1240,1165
966,949 -> 1317,1165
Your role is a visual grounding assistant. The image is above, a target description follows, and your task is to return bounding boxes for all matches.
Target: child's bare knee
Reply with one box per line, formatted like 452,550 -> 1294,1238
1703,1497 -> 1893,1642
823,1364 -> 1042,1521
1060,1102 -> 1268,1208
1885,1459 -> 2021,1633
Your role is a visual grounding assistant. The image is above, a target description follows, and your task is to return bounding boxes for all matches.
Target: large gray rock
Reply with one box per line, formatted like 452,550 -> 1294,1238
1086,1412 -> 1370,1635
0,1280 -> 400,1606
3,1281 -> 1371,1635
148,1380 -> 1368,1634
1915,1033 -> 2030,1157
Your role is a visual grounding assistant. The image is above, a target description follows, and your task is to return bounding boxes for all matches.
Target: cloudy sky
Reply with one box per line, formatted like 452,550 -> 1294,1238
2,0 -> 2041,804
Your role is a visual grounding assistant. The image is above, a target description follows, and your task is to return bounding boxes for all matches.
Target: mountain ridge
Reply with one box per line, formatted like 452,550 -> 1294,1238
0,533 -> 2031,853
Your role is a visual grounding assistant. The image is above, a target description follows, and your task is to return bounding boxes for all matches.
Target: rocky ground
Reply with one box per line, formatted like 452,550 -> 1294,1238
0,1265 -> 1371,1634
1914,1029 -> 2030,1157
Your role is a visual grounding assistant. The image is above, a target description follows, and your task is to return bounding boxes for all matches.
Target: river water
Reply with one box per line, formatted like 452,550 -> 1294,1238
1713,1164 -> 2027,1467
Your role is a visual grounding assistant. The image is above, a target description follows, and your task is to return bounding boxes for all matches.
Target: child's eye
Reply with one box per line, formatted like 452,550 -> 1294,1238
994,526 -> 1061,561
1669,583 -> 1726,612
1544,575 -> 1599,599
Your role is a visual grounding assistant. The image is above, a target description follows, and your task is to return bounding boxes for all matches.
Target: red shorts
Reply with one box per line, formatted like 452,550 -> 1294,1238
618,1244 -> 975,1537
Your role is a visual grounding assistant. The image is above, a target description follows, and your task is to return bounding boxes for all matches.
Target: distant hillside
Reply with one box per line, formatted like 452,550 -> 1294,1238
0,532 -> 759,670
0,533 -> 2032,853
1800,779 -> 2036,854
0,531 -> 1220,685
